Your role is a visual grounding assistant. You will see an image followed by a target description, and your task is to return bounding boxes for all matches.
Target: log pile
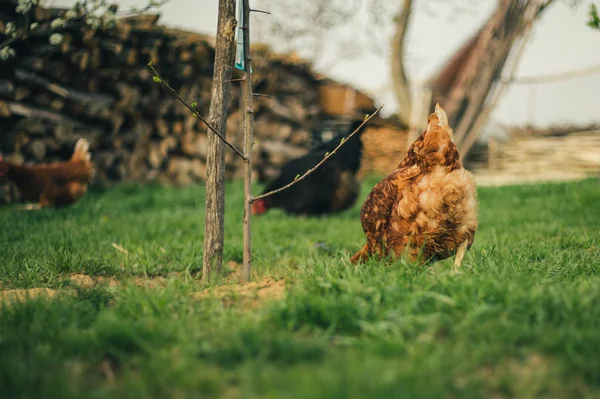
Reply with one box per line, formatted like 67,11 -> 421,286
486,125 -> 600,177
357,124 -> 408,178
0,1 -> 409,204
0,3 -> 321,190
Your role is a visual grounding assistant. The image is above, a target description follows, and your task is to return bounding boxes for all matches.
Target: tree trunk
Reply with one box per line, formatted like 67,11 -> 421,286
440,0 -> 553,157
202,0 -> 237,281
390,0 -> 413,128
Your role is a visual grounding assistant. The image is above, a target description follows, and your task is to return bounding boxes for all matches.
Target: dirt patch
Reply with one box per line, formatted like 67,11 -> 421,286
221,261 -> 245,283
69,274 -> 120,288
129,276 -> 170,288
1,273 -> 286,309
67,273 -> 172,289
0,288 -> 62,305
193,277 -> 286,309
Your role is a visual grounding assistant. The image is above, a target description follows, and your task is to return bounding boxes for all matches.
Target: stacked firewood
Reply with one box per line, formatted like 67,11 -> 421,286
0,3 -> 323,193
486,125 -> 600,176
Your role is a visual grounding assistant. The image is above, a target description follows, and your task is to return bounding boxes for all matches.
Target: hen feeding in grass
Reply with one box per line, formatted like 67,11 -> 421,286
350,104 -> 478,270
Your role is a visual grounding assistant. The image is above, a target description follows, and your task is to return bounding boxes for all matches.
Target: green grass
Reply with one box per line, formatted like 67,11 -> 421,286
1,178 -> 600,398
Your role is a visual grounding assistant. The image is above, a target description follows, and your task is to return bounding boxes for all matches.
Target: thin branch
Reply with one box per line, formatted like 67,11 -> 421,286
500,63 -> 600,85
252,93 -> 274,98
253,105 -> 384,202
148,63 -> 247,160
250,8 -> 271,14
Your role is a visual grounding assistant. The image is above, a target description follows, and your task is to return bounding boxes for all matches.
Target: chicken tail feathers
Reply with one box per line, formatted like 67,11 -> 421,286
71,138 -> 91,162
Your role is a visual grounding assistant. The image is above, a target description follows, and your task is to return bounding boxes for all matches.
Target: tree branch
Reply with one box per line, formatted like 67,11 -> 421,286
253,105 -> 384,202
390,0 -> 413,127
148,63 -> 247,160
500,63 -> 600,85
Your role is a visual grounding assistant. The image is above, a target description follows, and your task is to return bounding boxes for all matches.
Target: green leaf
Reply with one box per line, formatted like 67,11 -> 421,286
191,101 -> 197,109
147,60 -> 153,66
294,174 -> 300,181
364,114 -> 369,120
341,137 -> 346,143
325,152 -> 329,157
152,76 -> 161,83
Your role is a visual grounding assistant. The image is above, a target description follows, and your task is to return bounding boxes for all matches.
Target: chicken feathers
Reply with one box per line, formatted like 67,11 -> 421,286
0,138 -> 94,209
350,104 -> 478,269
252,120 -> 366,216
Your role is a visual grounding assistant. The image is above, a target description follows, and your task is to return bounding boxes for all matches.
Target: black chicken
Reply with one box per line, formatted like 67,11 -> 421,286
252,120 -> 366,216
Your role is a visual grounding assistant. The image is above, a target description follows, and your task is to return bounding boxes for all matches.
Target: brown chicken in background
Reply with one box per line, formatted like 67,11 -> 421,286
350,104 -> 478,270
0,138 -> 94,209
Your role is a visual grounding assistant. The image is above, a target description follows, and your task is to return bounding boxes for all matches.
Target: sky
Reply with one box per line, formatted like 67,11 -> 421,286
52,0 -> 600,128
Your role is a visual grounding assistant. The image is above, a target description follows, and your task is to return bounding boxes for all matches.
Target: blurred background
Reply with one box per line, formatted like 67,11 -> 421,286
1,0 -> 599,203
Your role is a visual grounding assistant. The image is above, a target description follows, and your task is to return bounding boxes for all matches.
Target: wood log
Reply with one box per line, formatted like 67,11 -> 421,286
172,121 -> 184,136
122,14 -> 161,30
111,113 -> 125,135
0,100 -> 10,117
132,120 -> 154,140
45,137 -> 61,153
71,50 -> 90,71
15,57 -> 45,72
116,83 -> 140,109
0,80 -> 15,99
90,46 -> 103,69
100,39 -> 124,55
14,117 -> 46,136
289,128 -> 312,146
155,119 -> 169,137
181,132 -> 208,158
108,20 -> 133,41
6,101 -> 100,132
14,86 -> 30,101
259,141 -> 307,166
54,121 -> 73,142
50,98 -> 65,111
160,136 -> 177,155
59,33 -> 73,54
24,139 -> 46,160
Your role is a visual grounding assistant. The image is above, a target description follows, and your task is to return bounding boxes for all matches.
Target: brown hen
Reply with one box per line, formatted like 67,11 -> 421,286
350,104 -> 478,270
0,138 -> 94,209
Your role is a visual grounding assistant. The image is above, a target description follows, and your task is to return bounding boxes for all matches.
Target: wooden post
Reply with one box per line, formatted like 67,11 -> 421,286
202,0 -> 237,281
241,0 -> 254,282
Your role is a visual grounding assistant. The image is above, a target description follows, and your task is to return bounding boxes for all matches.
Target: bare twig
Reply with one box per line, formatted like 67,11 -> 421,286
253,105 -> 384,202
148,63 -> 247,160
500,63 -> 600,85
250,8 -> 271,14
252,93 -> 274,98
